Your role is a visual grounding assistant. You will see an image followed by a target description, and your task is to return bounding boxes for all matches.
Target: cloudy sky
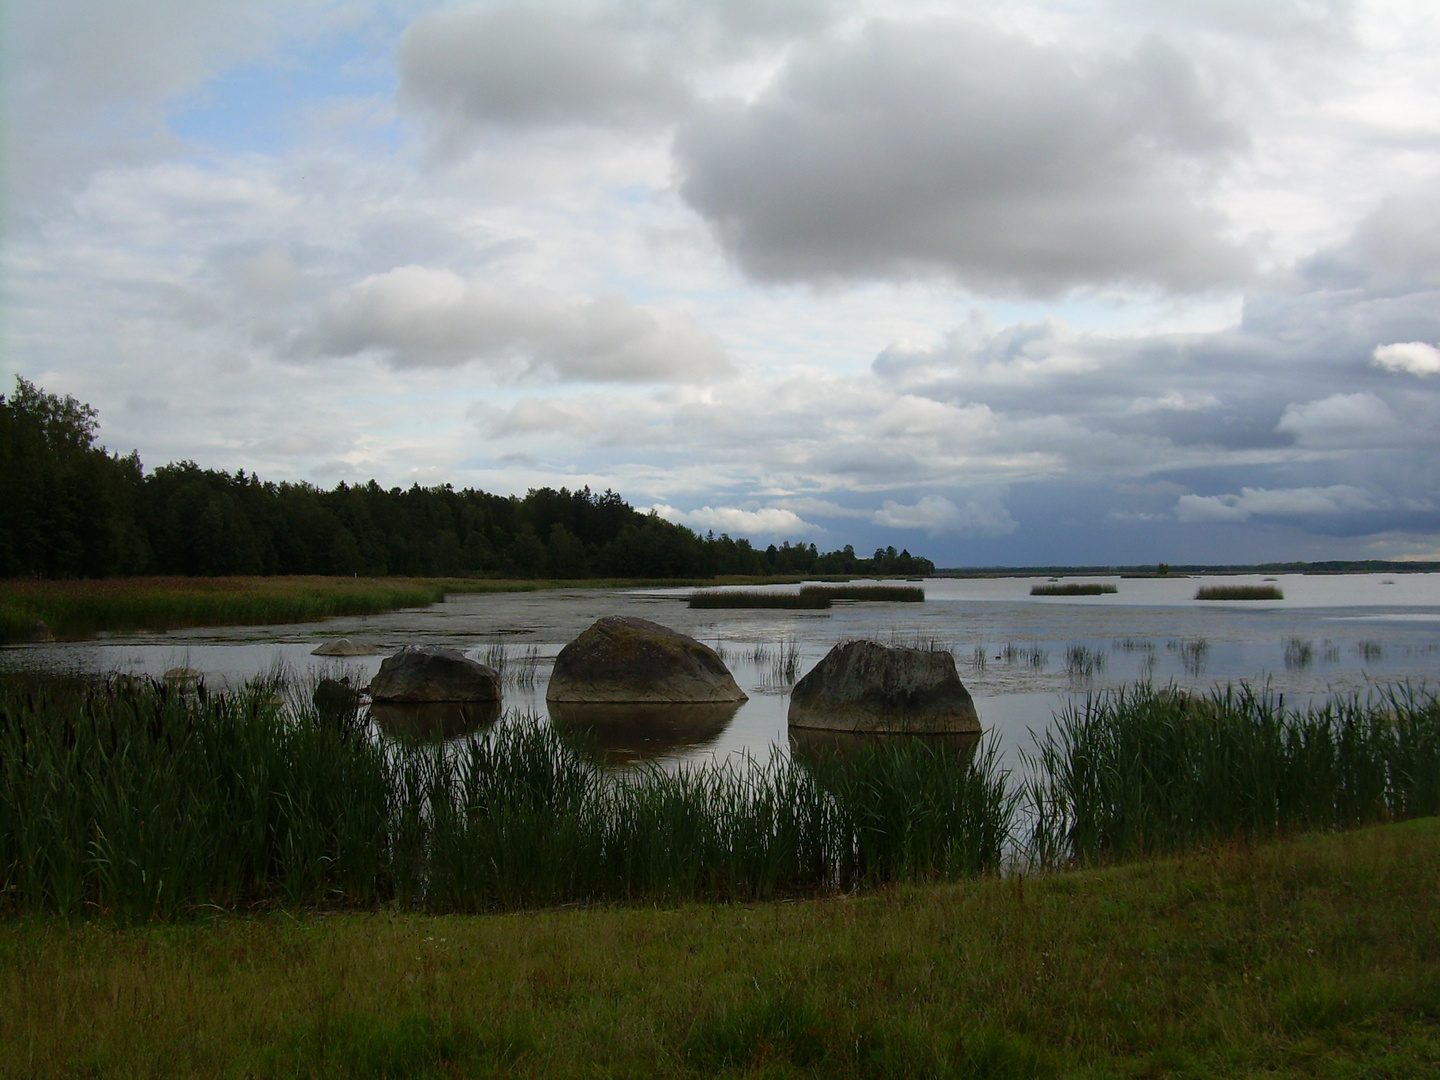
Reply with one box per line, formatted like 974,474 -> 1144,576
4,0 -> 1440,566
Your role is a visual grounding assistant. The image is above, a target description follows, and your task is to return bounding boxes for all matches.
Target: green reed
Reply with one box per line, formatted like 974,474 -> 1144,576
0,674 -> 1011,918
688,590 -> 831,609
1030,583 -> 1117,596
1194,584 -> 1284,600
1026,682 -> 1440,867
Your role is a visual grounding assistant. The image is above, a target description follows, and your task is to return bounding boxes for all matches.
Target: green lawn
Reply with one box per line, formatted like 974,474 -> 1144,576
3,818 -> 1437,1079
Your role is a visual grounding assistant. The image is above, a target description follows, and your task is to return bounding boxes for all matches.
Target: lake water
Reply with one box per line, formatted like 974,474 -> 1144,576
5,573 -> 1439,771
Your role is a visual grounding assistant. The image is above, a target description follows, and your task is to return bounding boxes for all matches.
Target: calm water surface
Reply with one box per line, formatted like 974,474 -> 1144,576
6,573 -> 1439,770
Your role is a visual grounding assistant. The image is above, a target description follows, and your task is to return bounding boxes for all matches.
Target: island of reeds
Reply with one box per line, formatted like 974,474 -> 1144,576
1030,582 -> 1118,596
689,583 -> 925,609
1195,584 -> 1284,600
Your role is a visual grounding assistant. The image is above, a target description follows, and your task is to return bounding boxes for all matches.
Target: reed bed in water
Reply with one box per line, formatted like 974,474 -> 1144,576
1026,683 -> 1440,867
687,584 -> 924,608
801,584 -> 925,602
1194,583 -> 1284,600
0,673 -> 1010,918
688,590 -> 831,609
1030,582 -> 1117,596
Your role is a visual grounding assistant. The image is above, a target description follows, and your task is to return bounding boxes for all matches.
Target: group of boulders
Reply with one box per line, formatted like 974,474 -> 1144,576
340,614 -> 978,736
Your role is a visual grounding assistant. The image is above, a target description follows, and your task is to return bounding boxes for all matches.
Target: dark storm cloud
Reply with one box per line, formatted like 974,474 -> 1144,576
871,188 -> 1440,546
674,19 -> 1251,294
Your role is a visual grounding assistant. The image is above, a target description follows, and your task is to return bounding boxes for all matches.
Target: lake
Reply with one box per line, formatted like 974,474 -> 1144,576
5,572 -> 1438,770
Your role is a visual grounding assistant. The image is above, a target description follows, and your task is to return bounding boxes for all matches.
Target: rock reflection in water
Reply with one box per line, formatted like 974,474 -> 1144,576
370,700 -> 501,741
788,727 -> 980,770
548,700 -> 741,765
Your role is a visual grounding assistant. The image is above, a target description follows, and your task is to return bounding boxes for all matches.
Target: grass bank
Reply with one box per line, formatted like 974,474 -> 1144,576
0,574 -> 820,643
3,819 -> 1438,1078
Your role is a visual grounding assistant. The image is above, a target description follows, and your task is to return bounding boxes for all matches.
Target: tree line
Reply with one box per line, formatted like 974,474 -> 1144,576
1,378 -> 934,580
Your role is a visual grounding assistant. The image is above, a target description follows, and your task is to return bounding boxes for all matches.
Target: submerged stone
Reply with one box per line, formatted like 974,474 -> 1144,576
311,637 -> 380,657
368,645 -> 500,703
788,640 -> 980,734
546,616 -> 747,703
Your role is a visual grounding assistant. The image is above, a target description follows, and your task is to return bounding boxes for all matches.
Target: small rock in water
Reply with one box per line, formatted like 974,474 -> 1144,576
313,676 -> 363,727
163,666 -> 202,683
311,637 -> 379,657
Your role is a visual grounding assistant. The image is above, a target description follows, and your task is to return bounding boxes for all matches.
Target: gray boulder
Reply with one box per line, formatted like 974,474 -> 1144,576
311,637 -> 379,657
546,616 -> 747,703
788,640 -> 980,734
368,645 -> 500,703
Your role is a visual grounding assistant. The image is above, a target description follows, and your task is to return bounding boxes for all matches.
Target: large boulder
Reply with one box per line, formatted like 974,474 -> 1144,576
787,640 -> 980,734
368,645 -> 500,702
546,616 -> 747,703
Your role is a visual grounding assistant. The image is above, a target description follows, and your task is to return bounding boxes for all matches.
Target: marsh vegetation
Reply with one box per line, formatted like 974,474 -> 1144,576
1029,582 -> 1117,596
4,669 -> 1436,920
1195,584 -> 1285,600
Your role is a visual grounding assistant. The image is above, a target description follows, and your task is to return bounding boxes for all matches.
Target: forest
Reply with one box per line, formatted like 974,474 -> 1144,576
0,378 -> 933,580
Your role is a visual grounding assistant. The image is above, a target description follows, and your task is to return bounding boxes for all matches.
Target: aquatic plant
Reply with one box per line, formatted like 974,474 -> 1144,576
688,591 -> 831,609
0,672 -> 1011,918
1195,584 -> 1284,600
1026,682 -> 1440,866
1064,644 -> 1106,679
800,585 -> 925,603
1284,637 -> 1314,670
1030,583 -> 1118,596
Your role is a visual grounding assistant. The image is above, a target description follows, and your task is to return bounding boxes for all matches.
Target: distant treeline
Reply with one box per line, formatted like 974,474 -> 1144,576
0,378 -> 933,580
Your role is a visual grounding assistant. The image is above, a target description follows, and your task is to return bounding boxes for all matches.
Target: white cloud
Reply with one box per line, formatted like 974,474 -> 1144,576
1177,485 -> 1380,522
1372,341 -> 1440,376
871,494 -> 1018,538
315,266 -> 729,383
651,504 -> 817,537
1276,392 -> 1398,447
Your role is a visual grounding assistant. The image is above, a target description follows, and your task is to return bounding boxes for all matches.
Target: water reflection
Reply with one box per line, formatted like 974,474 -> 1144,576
548,700 -> 742,765
787,727 -> 981,770
370,700 -> 501,742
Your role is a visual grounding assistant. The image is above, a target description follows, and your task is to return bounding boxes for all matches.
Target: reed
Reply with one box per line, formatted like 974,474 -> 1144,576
1025,682 -> 1440,866
1195,584 -> 1284,600
0,576 -> 453,642
800,585 -> 925,602
0,673 -> 1012,918
687,590 -> 831,609
1030,583 -> 1117,596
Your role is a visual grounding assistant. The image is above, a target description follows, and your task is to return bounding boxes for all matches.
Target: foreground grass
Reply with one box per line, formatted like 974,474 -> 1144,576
0,574 -> 814,643
2,818 -> 1437,1078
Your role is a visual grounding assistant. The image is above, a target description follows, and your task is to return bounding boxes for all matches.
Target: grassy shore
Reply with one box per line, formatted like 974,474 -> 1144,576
0,574 -> 816,643
2,818 -> 1437,1078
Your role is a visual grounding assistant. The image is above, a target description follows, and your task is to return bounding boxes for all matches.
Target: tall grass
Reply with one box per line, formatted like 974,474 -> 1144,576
0,577 -> 452,642
6,672 -> 1438,919
688,590 -> 831,609
1030,583 -> 1117,596
1195,584 -> 1284,600
0,673 -> 1011,918
1026,682 -> 1440,866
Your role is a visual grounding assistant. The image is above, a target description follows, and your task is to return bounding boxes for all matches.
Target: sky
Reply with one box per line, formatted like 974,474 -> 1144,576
3,0 -> 1440,567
